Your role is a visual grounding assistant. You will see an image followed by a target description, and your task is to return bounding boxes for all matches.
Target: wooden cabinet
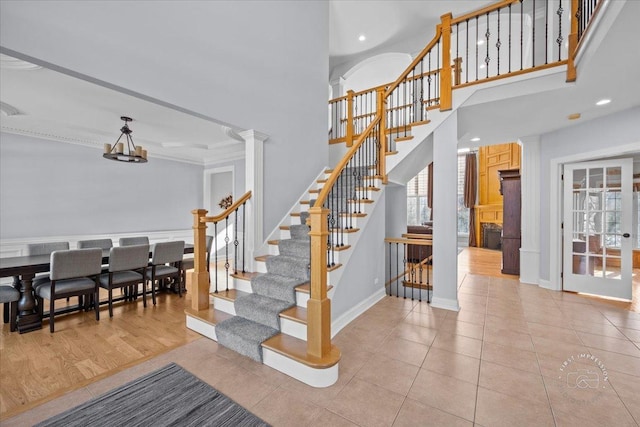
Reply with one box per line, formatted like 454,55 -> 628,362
499,169 -> 521,275
474,143 -> 521,247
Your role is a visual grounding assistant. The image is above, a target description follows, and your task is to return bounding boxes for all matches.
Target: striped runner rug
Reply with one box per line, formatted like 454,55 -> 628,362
35,363 -> 270,427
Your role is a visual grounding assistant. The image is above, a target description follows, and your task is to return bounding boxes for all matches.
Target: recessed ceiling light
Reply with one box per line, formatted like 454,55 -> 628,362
470,137 -> 481,142
477,40 -> 485,45
596,99 -> 611,106
358,34 -> 366,42
457,147 -> 470,153
479,64 -> 486,69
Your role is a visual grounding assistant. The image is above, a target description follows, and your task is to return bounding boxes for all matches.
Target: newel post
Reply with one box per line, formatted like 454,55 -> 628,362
376,87 -> 388,184
440,13 -> 453,111
307,206 -> 331,358
346,90 -> 355,147
567,0 -> 579,82
191,209 -> 210,311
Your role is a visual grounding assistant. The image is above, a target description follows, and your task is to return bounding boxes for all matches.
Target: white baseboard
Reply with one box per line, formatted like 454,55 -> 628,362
262,347 -> 338,388
539,279 -> 560,291
331,288 -> 386,337
430,296 -> 460,312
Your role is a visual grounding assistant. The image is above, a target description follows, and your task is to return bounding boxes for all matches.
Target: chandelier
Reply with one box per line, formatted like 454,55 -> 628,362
103,116 -> 147,163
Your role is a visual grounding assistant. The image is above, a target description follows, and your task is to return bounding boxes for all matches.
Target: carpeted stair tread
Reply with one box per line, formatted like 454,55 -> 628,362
266,255 -> 309,280
299,211 -> 310,224
289,224 -> 310,240
251,273 -> 307,304
234,293 -> 295,330
278,239 -> 310,259
215,316 -> 279,362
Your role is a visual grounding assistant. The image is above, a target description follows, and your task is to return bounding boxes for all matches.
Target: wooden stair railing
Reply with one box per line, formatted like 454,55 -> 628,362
329,0 -> 605,148
191,191 -> 251,311
313,0 -> 606,361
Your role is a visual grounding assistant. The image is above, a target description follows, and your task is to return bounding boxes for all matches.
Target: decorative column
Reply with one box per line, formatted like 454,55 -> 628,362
239,130 -> 268,272
519,136 -> 541,285
439,13 -> 453,111
307,206 -> 331,358
431,111 -> 459,311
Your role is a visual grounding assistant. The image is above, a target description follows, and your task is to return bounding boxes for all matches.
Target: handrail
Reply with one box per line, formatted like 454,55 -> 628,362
384,25 -> 443,99
385,237 -> 433,245
314,117 -> 381,209
190,191 -> 252,310
451,0 -> 519,24
201,191 -> 252,223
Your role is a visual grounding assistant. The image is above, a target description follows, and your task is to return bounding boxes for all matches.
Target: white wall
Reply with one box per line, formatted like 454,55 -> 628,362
538,106 -> 640,283
0,132 -> 202,239
0,0 -> 330,243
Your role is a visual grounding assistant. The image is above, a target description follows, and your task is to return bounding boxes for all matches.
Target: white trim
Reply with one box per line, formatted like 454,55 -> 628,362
210,296 -> 236,315
539,279 -> 556,291
430,297 -> 461,312
280,318 -> 307,341
547,142 -> 640,294
331,288 -> 386,337
203,166 -> 235,216
185,315 -> 218,341
262,347 -> 339,388
519,249 -> 540,285
0,229 -> 192,258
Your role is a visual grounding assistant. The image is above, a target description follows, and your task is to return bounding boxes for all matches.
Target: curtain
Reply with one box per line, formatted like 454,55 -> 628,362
464,153 -> 478,246
427,162 -> 434,221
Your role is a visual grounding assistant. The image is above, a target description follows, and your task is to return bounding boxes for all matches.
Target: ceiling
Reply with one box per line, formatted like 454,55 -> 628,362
1,0 -> 638,166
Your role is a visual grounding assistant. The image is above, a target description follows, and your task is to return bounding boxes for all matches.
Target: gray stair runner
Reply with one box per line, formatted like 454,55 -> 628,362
215,217 -> 310,362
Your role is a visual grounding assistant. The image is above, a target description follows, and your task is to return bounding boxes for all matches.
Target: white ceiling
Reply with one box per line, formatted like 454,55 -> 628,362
1,0 -> 638,166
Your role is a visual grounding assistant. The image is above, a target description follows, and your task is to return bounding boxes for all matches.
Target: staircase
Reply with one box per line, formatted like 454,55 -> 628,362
187,0 -> 598,389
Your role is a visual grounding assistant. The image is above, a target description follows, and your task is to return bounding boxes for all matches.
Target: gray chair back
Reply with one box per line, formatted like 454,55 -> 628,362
119,236 -> 149,247
27,241 -> 69,256
50,248 -> 103,281
205,235 -> 214,254
151,241 -> 185,265
77,239 -> 113,250
108,244 -> 150,272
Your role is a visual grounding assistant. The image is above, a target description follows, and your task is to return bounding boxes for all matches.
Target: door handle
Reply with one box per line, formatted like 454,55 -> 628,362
622,233 -> 630,238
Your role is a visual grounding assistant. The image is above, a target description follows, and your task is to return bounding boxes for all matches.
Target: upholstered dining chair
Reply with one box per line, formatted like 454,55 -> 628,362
146,241 -> 185,305
181,235 -> 213,290
99,244 -> 149,317
119,236 -> 149,247
0,286 -> 20,332
35,248 -> 102,333
26,241 -> 70,291
77,239 -> 113,250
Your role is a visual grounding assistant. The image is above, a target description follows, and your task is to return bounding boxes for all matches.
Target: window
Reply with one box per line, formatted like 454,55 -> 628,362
457,154 -> 469,235
407,167 -> 430,225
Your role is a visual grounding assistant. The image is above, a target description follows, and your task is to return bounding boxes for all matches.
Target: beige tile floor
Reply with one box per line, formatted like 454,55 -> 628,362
5,273 -> 640,426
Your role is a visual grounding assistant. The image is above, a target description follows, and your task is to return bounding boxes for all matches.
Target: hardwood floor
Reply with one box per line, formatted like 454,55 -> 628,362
0,290 -> 201,419
1,248 -> 637,420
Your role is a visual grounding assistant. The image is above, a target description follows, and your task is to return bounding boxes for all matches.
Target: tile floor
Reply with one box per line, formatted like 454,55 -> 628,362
4,273 -> 640,426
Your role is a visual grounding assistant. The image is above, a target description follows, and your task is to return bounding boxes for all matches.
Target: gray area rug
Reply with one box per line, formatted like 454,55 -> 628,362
35,363 -> 270,427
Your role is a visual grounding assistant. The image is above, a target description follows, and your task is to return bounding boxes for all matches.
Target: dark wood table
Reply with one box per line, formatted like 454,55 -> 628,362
0,244 -> 194,333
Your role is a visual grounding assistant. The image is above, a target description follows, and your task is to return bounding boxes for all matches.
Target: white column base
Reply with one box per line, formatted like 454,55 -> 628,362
430,297 -> 460,312
519,248 -> 540,285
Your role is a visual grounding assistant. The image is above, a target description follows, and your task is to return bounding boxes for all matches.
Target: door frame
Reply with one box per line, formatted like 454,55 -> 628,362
547,142 -> 639,292
203,166 -> 235,215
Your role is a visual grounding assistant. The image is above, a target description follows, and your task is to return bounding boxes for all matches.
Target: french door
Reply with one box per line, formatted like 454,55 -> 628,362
563,158 -> 633,300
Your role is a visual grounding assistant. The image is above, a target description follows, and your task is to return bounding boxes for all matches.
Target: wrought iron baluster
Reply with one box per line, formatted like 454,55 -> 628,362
557,0 -> 564,61
224,217 -> 230,291
485,12 -> 490,78
475,15 -> 479,80
533,0 -> 536,66
466,19 -> 469,83
545,0 -> 549,64
214,222 -> 218,293
497,9 -> 501,75
234,209 -> 239,274
402,245 -> 407,299
242,202 -> 246,273
509,4 -> 512,73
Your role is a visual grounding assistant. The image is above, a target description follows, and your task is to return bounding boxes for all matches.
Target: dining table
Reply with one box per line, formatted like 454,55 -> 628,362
0,243 -> 194,333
